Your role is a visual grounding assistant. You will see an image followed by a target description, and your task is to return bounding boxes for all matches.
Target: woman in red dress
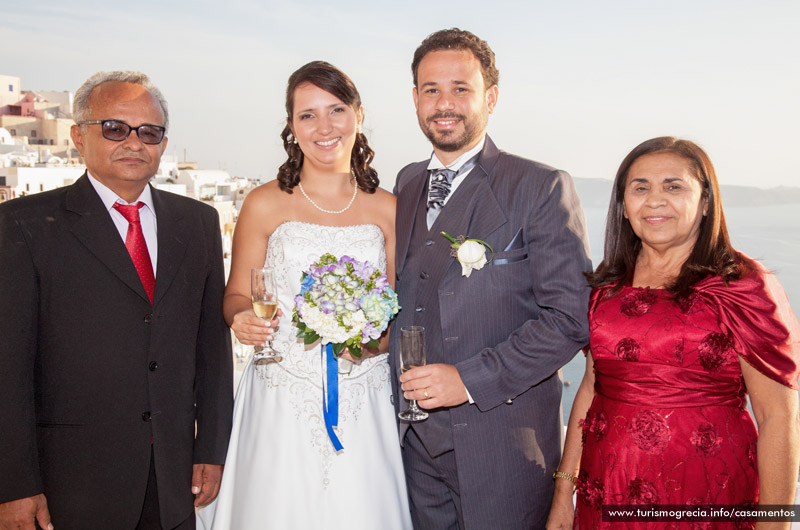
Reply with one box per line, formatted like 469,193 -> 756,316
547,137 -> 800,529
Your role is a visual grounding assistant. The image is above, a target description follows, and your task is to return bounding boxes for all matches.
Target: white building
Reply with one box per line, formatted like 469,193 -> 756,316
0,75 -> 21,108
150,181 -> 188,196
0,166 -> 85,196
0,128 -> 38,167
175,169 -> 233,200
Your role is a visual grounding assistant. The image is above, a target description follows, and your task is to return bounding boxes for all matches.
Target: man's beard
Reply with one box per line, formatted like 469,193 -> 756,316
420,112 -> 486,153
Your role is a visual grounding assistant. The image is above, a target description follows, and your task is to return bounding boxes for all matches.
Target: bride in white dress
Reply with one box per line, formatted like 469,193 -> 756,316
197,62 -> 411,529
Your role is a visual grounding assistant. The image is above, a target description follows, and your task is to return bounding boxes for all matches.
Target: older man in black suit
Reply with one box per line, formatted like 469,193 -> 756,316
391,29 -> 593,529
0,71 -> 233,530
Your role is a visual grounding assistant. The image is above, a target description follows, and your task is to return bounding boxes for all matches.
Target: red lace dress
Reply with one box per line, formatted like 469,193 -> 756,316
575,265 -> 800,529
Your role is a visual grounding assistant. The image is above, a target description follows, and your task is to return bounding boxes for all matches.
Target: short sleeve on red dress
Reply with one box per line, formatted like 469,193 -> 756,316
692,260 -> 800,389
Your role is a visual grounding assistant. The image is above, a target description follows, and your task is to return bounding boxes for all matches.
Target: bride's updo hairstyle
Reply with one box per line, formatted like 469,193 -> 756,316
277,61 -> 379,194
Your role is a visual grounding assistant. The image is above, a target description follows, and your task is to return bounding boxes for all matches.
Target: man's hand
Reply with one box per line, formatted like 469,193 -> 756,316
399,363 -> 468,409
192,464 -> 223,507
0,494 -> 52,530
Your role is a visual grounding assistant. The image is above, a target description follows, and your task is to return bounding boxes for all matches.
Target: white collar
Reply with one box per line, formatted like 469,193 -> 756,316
86,172 -> 156,215
427,136 -> 486,172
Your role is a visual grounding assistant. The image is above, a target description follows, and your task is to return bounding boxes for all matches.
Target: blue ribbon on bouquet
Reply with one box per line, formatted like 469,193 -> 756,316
321,343 -> 343,451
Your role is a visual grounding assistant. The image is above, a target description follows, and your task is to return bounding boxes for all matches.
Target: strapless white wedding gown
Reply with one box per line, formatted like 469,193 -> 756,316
197,222 -> 411,530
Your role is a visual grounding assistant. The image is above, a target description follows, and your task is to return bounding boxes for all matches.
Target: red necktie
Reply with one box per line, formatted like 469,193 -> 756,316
113,202 -> 155,304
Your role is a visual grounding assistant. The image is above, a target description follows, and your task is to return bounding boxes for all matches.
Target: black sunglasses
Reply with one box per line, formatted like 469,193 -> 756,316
78,119 -> 166,145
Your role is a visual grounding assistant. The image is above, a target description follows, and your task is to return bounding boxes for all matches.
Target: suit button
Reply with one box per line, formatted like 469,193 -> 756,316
419,272 -> 429,280
425,240 -> 433,246
415,305 -> 425,312
149,361 -> 158,371
142,411 -> 152,422
144,314 -> 153,323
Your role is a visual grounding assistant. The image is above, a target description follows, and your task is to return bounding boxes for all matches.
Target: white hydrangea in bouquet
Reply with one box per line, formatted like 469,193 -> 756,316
293,253 -> 400,359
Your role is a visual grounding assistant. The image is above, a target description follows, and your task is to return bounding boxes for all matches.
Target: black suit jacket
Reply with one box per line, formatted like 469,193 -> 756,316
391,137 -> 592,528
0,174 -> 233,530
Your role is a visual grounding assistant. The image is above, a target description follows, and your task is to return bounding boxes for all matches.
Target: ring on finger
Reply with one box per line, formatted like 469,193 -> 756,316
423,387 -> 429,399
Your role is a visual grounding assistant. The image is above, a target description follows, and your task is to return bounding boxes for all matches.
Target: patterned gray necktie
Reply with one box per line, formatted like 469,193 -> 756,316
426,168 -> 458,212
425,154 -> 480,228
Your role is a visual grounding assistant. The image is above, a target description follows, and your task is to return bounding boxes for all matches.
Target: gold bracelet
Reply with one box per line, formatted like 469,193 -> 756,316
552,471 -> 577,484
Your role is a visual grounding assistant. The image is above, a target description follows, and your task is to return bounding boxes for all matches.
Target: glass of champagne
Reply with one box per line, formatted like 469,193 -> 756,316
251,267 -> 281,364
398,326 -> 428,422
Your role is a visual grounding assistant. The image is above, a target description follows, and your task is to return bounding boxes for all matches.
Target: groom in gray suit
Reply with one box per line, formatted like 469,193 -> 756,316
391,28 -> 593,529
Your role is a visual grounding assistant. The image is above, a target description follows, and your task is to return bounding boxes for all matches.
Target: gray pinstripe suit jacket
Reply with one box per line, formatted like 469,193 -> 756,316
390,136 -> 592,529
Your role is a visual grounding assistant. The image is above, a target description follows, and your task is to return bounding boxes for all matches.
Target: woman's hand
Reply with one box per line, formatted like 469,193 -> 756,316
741,357 -> 800,530
338,346 -> 377,364
546,482 -> 576,530
546,352 -> 593,530
230,308 -> 281,346
337,350 -> 362,364
337,334 -> 389,363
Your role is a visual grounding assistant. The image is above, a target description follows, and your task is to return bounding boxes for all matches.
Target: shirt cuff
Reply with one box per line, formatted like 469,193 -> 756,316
465,387 -> 475,404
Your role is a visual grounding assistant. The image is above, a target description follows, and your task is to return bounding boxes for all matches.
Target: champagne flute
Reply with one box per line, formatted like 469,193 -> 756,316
251,267 -> 282,364
398,326 -> 428,422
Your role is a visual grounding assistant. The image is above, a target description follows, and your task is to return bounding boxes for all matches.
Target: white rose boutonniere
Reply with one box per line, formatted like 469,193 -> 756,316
442,232 -> 494,277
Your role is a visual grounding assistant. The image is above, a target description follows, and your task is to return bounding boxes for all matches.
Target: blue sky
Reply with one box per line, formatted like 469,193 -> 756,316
2,0 -> 798,189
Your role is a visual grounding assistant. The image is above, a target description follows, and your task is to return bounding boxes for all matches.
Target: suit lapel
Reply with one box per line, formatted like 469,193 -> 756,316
151,187 -> 187,306
395,168 -> 428,276
66,174 -> 152,303
433,137 -> 507,276
434,171 -> 506,272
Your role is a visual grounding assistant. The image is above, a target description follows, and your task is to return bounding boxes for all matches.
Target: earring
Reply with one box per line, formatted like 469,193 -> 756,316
291,136 -> 298,144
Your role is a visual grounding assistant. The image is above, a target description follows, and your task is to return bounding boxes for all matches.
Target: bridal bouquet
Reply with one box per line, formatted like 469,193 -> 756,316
293,253 -> 399,359
293,253 -> 399,451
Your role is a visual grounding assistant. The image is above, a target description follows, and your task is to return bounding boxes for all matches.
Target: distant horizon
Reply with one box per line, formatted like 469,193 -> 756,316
2,1 -> 798,190
571,176 -> 800,191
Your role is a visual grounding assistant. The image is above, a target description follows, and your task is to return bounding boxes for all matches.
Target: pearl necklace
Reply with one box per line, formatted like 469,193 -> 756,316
298,179 -> 358,215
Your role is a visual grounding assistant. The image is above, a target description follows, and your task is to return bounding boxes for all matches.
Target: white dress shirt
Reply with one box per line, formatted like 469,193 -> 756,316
87,173 -> 158,276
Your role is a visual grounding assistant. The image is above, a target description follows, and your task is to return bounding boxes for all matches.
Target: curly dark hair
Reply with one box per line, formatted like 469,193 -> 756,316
277,61 -> 378,194
411,28 -> 499,89
589,136 -> 751,298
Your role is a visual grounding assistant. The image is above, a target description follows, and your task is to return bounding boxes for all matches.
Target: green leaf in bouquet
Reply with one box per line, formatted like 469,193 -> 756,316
303,330 -> 320,344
